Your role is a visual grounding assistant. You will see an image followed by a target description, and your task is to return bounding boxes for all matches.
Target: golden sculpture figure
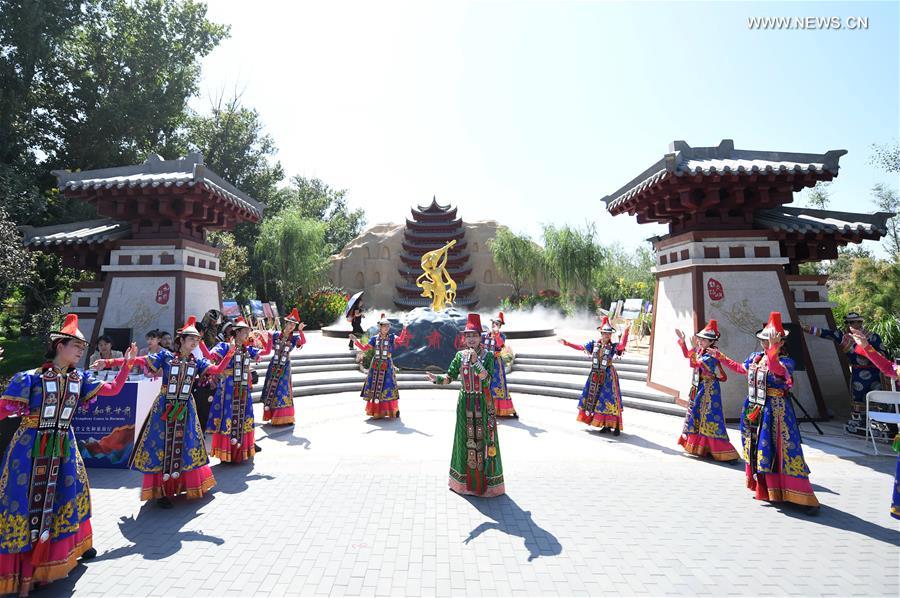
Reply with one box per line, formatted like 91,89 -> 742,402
416,240 -> 458,311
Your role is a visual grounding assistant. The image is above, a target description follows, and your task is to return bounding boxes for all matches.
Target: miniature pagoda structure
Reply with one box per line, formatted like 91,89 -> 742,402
602,139 -> 893,419
21,153 -> 262,357
394,197 -> 478,309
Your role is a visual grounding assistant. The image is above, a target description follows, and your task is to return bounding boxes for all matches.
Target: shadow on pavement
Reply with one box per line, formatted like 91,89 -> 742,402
773,503 -> 900,547
261,425 -> 312,449
365,418 -> 432,437
83,467 -> 144,491
614,432 -> 685,457
498,418 -> 547,437
463,494 -> 562,561
91,498 -> 224,564
210,461 -> 275,495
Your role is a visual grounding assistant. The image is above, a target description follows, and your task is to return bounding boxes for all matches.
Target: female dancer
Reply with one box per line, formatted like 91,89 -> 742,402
261,308 -> 306,426
94,316 -> 233,508
558,316 -> 629,435
207,317 -> 271,463
351,314 -> 400,419
849,329 -> 899,520
427,313 -> 504,496
740,312 -> 819,514
482,312 -> 517,418
0,315 -> 135,596
675,320 -> 742,462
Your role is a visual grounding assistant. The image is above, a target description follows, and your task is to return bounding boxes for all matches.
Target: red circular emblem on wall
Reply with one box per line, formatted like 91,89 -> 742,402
156,283 -> 170,305
707,278 -> 724,301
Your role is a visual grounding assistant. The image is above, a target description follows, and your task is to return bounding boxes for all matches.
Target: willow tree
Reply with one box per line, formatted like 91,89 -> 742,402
254,212 -> 330,308
541,223 -> 604,297
488,228 -> 543,298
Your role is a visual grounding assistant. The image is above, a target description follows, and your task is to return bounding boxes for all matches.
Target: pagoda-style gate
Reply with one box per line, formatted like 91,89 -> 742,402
602,140 -> 893,419
23,153 -> 261,359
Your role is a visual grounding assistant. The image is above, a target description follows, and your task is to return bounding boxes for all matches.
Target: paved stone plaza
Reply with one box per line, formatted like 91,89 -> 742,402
44,382 -> 897,597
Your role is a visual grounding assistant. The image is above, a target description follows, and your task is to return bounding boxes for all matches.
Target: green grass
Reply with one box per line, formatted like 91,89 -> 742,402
0,337 -> 46,379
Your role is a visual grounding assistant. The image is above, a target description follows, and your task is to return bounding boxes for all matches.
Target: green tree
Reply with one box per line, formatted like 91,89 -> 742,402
180,93 -> 286,298
208,231 -> 251,302
0,0 -> 83,166
46,0 -> 229,171
828,256 -> 900,355
541,223 -> 604,296
1,0 -> 229,226
593,243 -> 655,304
488,228 -> 543,298
254,213 -> 330,308
871,183 -> 900,261
184,94 -> 284,205
804,181 -> 831,210
0,207 -> 33,304
270,176 -> 367,253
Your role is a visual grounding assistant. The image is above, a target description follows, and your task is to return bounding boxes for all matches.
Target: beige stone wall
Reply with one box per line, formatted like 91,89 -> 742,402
328,219 -> 554,310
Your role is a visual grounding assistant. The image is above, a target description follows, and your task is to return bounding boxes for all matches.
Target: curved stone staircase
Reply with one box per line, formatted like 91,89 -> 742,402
251,350 -> 683,417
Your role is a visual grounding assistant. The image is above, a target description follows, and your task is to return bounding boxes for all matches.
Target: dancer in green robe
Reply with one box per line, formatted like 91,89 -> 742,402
427,313 -> 505,497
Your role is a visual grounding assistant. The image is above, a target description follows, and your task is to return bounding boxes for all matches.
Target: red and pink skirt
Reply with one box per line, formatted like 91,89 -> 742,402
0,520 -> 92,595
263,406 -> 295,426
366,399 -> 399,419
210,431 -> 256,463
577,409 -> 622,430
679,433 -> 740,461
140,466 -> 216,501
745,464 -> 820,507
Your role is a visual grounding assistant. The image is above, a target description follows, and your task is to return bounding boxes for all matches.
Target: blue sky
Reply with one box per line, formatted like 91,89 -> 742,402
196,0 -> 899,254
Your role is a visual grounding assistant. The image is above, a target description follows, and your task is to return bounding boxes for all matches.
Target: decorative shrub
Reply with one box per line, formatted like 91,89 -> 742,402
294,289 -> 348,329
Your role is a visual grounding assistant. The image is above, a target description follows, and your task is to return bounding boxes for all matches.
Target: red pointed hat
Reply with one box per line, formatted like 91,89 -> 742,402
284,308 -> 301,324
232,316 -> 251,330
597,316 -> 615,334
50,314 -> 86,342
178,315 -> 201,337
491,311 -> 505,326
696,319 -> 720,340
464,313 -> 483,333
756,311 -> 789,340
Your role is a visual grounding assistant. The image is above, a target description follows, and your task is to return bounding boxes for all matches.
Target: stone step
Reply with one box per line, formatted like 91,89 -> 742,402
515,352 -> 648,366
505,384 -> 684,417
513,357 -> 647,374
512,363 -> 646,381
255,354 -> 357,367
252,364 -> 361,376
505,373 -> 676,404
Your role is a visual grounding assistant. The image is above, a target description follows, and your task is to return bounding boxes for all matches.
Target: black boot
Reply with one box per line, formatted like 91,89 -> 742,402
612,426 -> 621,436
156,497 -> 173,509
597,427 -> 609,434
804,505 -> 820,516
81,547 -> 97,560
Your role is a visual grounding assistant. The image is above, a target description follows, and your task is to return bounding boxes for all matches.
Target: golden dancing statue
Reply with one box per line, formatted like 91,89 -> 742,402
416,240 -> 458,311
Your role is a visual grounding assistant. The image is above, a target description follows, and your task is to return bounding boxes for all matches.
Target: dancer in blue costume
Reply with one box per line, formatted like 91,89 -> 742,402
0,315 -> 135,596
558,316 -> 630,435
482,312 -> 517,418
675,319 -> 742,462
260,308 -> 306,426
351,314 -> 400,419
740,312 -> 819,514
207,317 -> 271,463
95,316 -> 234,507
802,312 -> 889,437
849,329 -> 900,520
